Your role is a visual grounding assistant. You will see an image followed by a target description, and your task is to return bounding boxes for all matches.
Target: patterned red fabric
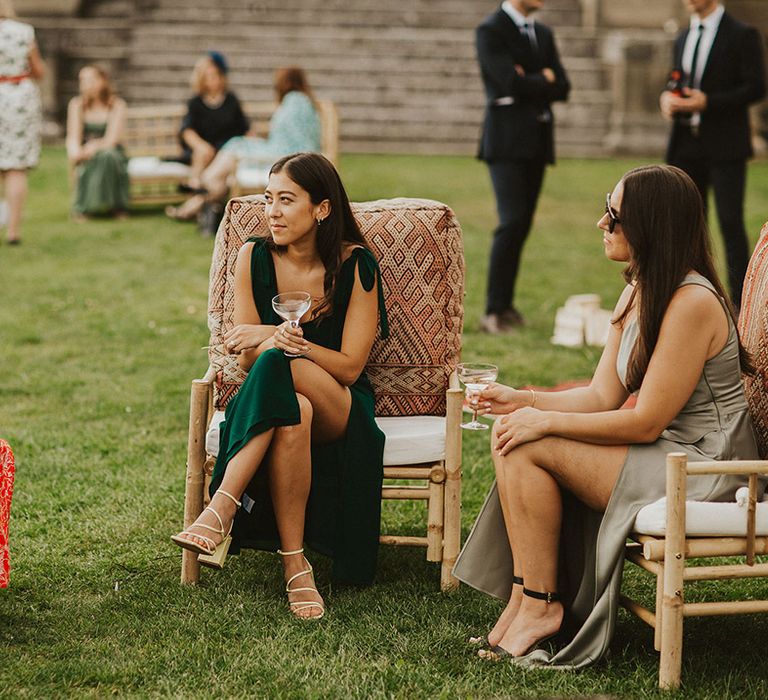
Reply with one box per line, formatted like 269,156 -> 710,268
207,196 -> 465,416
738,222 -> 768,459
0,439 -> 14,589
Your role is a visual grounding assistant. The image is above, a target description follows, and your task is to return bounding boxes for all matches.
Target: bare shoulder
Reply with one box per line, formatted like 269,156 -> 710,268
612,283 -> 636,320
666,282 -> 724,324
235,240 -> 257,266
341,243 -> 366,263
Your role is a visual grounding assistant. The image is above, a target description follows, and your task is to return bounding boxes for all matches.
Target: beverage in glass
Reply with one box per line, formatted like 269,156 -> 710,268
457,362 -> 498,430
271,292 -> 311,357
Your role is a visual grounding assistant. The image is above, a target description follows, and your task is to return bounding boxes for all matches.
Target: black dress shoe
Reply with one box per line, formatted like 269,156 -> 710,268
501,307 -> 525,327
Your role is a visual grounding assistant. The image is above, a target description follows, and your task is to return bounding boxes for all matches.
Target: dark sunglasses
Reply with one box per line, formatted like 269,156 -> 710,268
605,193 -> 621,233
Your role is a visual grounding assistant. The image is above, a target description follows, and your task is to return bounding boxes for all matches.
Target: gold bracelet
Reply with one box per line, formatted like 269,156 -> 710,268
528,388 -> 536,408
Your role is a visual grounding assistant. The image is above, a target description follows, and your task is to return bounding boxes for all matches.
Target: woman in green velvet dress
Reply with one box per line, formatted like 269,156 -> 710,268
66,65 -> 129,220
172,152 -> 388,619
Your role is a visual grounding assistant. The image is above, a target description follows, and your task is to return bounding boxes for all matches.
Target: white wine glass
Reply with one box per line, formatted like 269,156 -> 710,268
457,362 -> 498,430
271,291 -> 311,357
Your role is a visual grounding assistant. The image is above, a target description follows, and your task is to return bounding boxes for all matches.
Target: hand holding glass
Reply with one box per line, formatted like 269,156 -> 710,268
271,292 -> 311,357
457,362 -> 498,430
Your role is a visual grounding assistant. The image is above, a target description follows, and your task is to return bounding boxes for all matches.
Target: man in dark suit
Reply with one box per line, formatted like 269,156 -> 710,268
661,0 -> 766,308
476,0 -> 570,334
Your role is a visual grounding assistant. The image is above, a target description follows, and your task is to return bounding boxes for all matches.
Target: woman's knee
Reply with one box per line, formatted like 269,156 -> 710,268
295,392 -> 314,428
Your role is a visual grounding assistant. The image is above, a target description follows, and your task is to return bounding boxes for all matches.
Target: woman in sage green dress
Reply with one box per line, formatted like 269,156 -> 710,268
65,65 -> 129,219
455,165 -> 761,667
172,153 -> 388,620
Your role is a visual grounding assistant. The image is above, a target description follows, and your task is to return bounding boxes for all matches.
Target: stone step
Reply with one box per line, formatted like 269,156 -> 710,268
129,24 -> 599,58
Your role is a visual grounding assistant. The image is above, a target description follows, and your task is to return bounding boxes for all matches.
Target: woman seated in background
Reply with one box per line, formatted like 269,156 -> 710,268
66,65 -> 129,221
171,152 -> 388,620
454,165 -> 761,668
166,51 -> 248,221
169,67 -> 321,231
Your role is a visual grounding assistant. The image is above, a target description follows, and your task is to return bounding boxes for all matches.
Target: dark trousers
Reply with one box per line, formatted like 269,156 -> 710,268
670,144 -> 751,307
485,159 -> 546,314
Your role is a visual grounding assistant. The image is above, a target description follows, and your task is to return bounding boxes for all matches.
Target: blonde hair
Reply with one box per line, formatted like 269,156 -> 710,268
190,55 -> 227,96
0,0 -> 17,18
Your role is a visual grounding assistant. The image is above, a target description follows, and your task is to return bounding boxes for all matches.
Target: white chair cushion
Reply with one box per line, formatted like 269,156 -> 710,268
127,156 -> 191,178
205,411 -> 446,466
634,488 -> 768,536
235,164 -> 271,190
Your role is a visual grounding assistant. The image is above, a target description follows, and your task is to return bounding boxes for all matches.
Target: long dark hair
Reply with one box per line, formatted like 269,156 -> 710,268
613,164 -> 753,392
268,152 -> 369,320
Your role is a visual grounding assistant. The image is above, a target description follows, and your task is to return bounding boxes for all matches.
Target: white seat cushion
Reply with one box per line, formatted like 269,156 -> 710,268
235,164 -> 271,190
634,488 -> 768,536
127,156 -> 191,178
205,411 -> 446,466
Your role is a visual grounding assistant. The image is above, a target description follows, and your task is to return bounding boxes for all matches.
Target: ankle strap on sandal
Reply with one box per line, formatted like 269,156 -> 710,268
216,489 -> 242,508
512,575 -> 524,586
523,587 -> 560,604
277,548 -> 304,556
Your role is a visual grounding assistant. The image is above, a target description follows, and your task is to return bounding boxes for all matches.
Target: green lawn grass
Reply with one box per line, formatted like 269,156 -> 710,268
1,147 -> 767,698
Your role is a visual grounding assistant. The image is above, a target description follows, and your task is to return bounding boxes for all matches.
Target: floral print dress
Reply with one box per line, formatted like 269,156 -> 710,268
0,19 -> 41,170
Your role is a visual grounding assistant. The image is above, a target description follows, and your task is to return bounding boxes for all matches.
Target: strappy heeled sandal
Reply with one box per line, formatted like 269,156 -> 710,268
478,586 -> 562,660
278,548 -> 325,621
170,489 -> 241,569
469,575 -> 524,647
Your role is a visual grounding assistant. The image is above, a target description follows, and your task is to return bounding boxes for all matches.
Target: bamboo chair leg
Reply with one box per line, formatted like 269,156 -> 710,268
440,385 -> 463,591
659,453 -> 687,690
654,561 -> 664,652
180,378 -> 210,585
426,478 -> 444,562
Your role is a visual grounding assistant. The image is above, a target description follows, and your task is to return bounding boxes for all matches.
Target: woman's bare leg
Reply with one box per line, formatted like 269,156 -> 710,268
200,151 -> 237,201
5,170 -> 27,243
267,393 -> 323,618
178,428 -> 274,550
266,360 -> 352,617
491,434 -> 627,656
189,144 -> 215,189
485,436 -> 526,647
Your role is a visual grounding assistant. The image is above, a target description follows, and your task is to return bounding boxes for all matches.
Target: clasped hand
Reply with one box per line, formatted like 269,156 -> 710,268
660,88 -> 707,119
223,323 -> 310,356
465,382 -> 547,454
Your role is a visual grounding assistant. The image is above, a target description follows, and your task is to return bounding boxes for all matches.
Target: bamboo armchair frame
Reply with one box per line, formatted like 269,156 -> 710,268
107,99 -> 338,207
181,368 -> 464,591
180,196 -> 465,592
622,454 -> 768,690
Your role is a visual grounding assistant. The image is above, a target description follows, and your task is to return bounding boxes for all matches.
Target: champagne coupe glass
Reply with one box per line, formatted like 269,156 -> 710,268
271,292 -> 311,357
457,362 -> 498,430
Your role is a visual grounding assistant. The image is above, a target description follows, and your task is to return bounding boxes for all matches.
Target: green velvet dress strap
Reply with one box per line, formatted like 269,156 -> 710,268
341,246 -> 389,339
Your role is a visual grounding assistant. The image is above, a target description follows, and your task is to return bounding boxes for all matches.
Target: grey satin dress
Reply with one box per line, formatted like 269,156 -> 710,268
453,274 -> 762,668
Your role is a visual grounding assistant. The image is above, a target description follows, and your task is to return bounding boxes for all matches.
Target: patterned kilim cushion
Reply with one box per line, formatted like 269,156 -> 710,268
738,222 -> 768,459
207,196 -> 465,416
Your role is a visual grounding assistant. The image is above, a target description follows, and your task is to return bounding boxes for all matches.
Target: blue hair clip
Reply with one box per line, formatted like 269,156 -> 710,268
207,51 -> 228,75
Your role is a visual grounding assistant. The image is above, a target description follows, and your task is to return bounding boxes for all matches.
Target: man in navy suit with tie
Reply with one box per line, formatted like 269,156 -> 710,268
476,0 -> 570,334
661,0 -> 765,308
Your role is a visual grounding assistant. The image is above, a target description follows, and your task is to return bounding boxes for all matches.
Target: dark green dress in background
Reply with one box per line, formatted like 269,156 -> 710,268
210,238 -> 389,585
73,122 -> 130,216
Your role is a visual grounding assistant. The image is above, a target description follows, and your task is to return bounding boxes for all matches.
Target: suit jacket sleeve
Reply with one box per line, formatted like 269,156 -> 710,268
476,23 -> 558,101
542,29 -> 570,103
705,25 -> 766,115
